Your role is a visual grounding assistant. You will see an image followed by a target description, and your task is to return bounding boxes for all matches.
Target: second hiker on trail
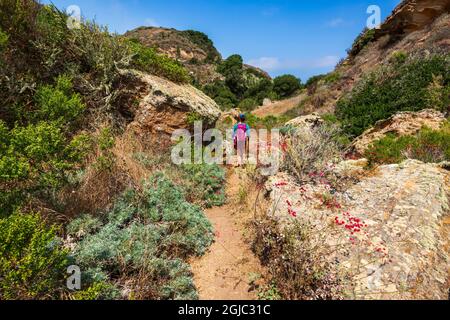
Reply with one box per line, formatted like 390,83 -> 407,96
233,114 -> 251,167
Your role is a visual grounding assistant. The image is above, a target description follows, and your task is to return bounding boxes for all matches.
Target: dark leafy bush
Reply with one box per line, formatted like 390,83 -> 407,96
336,53 -> 450,137
218,54 -> 245,96
202,81 -> 238,110
238,98 -> 258,112
365,122 -> 450,165
0,211 -> 68,299
273,74 -> 302,98
34,75 -> 85,123
347,28 -> 376,57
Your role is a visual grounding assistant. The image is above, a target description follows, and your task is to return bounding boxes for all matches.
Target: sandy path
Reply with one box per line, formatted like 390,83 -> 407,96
191,169 -> 264,300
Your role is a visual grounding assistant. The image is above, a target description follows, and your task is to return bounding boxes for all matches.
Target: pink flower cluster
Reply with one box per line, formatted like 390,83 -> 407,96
286,200 -> 298,218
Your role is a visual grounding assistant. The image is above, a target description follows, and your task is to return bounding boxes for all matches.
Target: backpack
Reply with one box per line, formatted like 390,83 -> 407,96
234,123 -> 247,149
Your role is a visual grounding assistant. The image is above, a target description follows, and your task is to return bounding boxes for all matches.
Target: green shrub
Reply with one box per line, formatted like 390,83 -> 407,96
305,74 -> 326,88
323,72 -> 341,85
273,75 -> 302,98
0,211 -> 68,299
202,81 -> 238,110
365,123 -> 450,165
182,164 -> 226,208
336,53 -> 450,137
71,281 -> 119,300
129,39 -> 190,83
218,54 -> 245,96
238,98 -> 258,112
69,173 -> 214,300
390,50 -> 408,64
0,27 -> 8,51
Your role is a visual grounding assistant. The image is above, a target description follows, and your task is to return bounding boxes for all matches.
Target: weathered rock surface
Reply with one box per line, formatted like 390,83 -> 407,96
302,0 -> 450,114
380,0 -> 450,35
128,71 -> 222,135
285,113 -> 324,130
265,160 -> 449,300
352,109 -> 447,154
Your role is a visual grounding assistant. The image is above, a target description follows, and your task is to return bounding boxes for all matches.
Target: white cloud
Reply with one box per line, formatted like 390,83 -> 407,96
246,55 -> 340,71
313,55 -> 340,68
145,18 -> 160,27
246,57 -> 281,71
326,18 -> 345,28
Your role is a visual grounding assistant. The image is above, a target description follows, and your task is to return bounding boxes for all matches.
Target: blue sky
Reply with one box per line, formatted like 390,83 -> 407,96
43,0 -> 401,81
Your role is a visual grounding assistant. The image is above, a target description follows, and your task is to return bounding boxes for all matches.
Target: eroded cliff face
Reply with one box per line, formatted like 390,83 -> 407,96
380,0 -> 450,35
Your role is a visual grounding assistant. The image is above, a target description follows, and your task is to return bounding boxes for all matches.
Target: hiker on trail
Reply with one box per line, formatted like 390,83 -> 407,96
233,114 -> 251,167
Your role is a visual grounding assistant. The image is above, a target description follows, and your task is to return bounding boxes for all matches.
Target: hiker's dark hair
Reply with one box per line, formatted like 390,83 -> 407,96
239,114 -> 246,122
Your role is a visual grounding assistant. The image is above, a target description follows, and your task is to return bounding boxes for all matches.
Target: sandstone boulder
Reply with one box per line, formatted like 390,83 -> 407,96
352,109 -> 447,155
128,70 -> 221,136
265,159 -> 449,300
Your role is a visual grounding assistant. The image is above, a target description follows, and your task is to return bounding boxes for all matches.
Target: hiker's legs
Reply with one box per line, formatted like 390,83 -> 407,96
237,140 -> 245,166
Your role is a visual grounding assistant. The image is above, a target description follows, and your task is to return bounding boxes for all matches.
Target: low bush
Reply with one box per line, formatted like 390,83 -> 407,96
0,211 -> 68,300
336,53 -> 450,137
181,164 -> 226,208
69,173 -> 214,300
365,122 -> 450,165
253,217 -> 342,300
283,124 -> 344,183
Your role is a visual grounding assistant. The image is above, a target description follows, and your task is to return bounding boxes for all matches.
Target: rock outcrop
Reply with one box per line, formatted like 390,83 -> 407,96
352,109 -> 447,154
379,0 -> 450,35
265,159 -> 450,300
127,70 -> 221,136
285,113 -> 324,130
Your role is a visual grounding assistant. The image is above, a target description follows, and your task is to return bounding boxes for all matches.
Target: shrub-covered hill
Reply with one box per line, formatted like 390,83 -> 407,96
293,0 -> 450,120
125,26 -> 303,112
0,0 -> 225,300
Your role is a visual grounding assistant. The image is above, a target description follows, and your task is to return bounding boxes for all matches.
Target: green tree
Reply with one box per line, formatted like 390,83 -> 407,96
218,54 -> 245,96
273,75 -> 302,98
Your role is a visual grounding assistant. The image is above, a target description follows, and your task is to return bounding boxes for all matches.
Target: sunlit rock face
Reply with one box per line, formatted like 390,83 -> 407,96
266,159 -> 449,300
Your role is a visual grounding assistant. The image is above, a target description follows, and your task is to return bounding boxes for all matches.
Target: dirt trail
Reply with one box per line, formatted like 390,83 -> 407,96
252,93 -> 306,117
191,169 -> 264,300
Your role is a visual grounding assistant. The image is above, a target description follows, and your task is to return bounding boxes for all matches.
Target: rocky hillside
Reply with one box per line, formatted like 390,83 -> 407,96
125,26 -> 270,85
301,0 -> 450,115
